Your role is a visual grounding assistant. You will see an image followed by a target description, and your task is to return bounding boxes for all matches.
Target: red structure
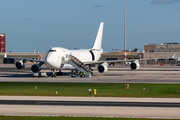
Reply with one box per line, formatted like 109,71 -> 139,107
0,34 -> 6,52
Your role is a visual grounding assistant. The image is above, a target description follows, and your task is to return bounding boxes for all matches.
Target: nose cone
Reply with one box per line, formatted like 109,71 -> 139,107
45,54 -> 61,69
45,56 -> 54,68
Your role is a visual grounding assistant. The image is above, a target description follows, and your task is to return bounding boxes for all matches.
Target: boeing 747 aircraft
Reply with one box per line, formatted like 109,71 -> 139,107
5,22 -> 144,77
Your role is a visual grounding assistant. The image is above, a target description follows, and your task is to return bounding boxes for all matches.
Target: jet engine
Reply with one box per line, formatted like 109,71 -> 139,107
130,60 -> 140,70
31,64 -> 41,73
98,62 -> 108,73
15,61 -> 25,69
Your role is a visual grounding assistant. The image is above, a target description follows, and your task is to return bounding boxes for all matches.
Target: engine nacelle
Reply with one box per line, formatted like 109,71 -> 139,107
15,61 -> 25,69
31,64 -> 41,73
130,60 -> 140,70
98,62 -> 108,73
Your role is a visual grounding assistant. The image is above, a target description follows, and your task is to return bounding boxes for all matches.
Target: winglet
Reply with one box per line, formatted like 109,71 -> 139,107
172,53 -> 176,58
92,22 -> 104,49
4,53 -> 7,58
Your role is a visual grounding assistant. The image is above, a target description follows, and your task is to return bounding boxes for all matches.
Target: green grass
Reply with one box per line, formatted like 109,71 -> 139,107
0,82 -> 180,97
0,116 -> 177,120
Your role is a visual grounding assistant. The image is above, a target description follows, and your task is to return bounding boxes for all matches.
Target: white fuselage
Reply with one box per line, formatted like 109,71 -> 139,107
44,47 -> 103,70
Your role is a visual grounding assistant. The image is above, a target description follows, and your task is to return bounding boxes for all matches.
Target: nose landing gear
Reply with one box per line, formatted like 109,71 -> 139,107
51,70 -> 64,77
51,69 -> 57,77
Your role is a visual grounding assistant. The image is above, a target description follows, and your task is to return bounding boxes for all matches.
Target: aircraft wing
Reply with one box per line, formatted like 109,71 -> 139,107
4,57 -> 45,63
84,58 -> 160,65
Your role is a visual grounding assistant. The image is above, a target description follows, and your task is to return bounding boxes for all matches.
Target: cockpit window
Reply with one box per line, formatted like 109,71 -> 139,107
49,50 -> 57,52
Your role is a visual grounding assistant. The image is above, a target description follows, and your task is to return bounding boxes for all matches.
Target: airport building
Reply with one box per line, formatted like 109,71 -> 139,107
0,34 -> 6,53
144,42 -> 180,52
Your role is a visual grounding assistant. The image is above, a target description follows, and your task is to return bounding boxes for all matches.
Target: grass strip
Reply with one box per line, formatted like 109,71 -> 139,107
0,82 -> 180,97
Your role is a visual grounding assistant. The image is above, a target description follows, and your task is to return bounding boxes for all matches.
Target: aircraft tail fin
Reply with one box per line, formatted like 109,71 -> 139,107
92,22 -> 104,49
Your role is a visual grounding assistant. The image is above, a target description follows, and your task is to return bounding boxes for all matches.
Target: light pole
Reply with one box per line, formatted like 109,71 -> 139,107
124,0 -> 126,51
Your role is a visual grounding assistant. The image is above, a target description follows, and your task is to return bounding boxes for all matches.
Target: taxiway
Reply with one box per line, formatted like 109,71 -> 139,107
0,64 -> 180,83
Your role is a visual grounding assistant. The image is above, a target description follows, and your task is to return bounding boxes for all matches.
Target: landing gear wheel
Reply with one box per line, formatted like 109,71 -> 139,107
52,75 -> 56,77
52,73 -> 56,77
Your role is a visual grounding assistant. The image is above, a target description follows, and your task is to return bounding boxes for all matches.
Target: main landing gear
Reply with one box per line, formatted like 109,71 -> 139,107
69,70 -> 79,78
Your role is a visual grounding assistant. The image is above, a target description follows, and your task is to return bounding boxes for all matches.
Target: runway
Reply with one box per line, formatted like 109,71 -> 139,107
1,96 -> 180,118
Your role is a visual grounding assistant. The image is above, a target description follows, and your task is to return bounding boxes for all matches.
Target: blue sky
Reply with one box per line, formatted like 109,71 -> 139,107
0,0 -> 180,52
